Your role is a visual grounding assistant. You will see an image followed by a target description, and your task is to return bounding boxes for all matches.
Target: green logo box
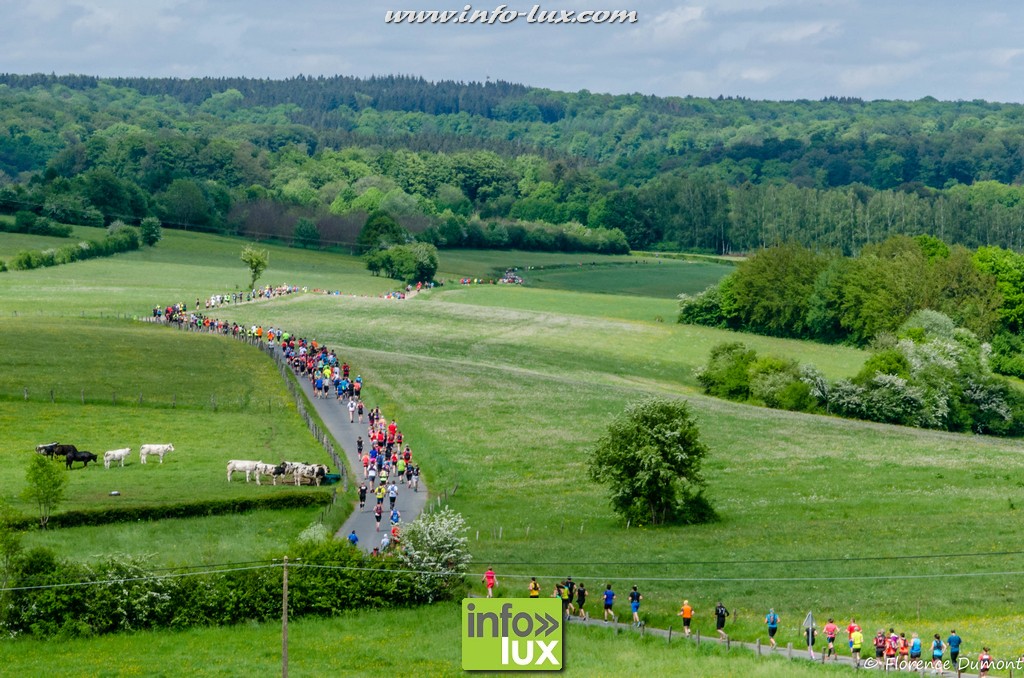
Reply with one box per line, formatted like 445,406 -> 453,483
462,598 -> 563,671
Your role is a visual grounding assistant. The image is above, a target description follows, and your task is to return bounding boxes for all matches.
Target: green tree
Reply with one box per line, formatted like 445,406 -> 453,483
729,243 -> 831,337
357,210 -> 409,252
22,455 -> 68,529
292,217 -> 321,249
590,398 -> 716,526
139,216 -> 163,246
241,245 -> 269,290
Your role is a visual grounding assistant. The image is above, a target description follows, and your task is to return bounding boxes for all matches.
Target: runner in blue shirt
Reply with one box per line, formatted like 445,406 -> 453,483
765,608 -> 779,648
602,584 -> 616,623
947,630 -> 962,666
347,530 -> 358,546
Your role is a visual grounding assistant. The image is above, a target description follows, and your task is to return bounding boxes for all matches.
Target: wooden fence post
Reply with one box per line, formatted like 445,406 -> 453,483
756,638 -> 761,656
787,642 -> 792,659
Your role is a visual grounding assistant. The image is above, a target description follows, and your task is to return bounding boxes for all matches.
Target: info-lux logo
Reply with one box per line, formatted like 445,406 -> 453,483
462,598 -> 563,671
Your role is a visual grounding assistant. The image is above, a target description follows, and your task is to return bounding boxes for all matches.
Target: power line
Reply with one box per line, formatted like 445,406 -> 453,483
481,548 -> 1024,568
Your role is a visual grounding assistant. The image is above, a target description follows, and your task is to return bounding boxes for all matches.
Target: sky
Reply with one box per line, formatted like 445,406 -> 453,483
2,0 -> 1024,102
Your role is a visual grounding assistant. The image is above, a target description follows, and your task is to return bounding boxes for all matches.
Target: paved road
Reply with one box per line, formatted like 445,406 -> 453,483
289,370 -> 427,552
569,615 -> 982,677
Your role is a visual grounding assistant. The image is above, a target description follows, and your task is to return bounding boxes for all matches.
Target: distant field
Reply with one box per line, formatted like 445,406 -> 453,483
0,221 -> 109,258
524,259 -> 731,297
436,249 -> 732,298
0,227 -> 397,316
434,285 -> 679,322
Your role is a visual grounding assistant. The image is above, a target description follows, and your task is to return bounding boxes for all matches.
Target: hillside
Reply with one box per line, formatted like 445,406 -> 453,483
2,75 -> 1024,256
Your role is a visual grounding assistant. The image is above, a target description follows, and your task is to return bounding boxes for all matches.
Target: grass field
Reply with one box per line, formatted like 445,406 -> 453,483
204,292 -> 1024,659
3,603 -> 850,677
5,233 -> 1024,668
435,248 -> 732,298
0,317 -> 347,564
0,227 -> 398,316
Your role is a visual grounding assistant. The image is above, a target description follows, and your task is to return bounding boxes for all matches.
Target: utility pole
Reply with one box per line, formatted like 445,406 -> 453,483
282,556 -> 289,678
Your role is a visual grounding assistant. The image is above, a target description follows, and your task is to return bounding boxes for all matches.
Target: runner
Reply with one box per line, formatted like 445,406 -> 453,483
823,618 -> 838,661
348,398 -> 356,423
947,629 -> 962,667
390,507 -> 401,527
678,600 -> 693,636
374,503 -> 383,531
805,623 -> 817,660
602,584 -> 615,623
715,601 -> 729,640
850,626 -> 864,667
412,464 -> 420,491
874,629 -> 886,664
347,530 -> 358,547
884,629 -> 898,670
909,632 -> 922,669
358,481 -> 367,509
765,608 -> 779,648
564,577 -> 576,617
931,633 -> 945,672
357,400 -> 364,423
847,618 -> 860,651
628,586 -> 643,628
375,484 -> 385,506
483,567 -> 497,598
528,577 -> 540,598
554,583 -> 570,620
575,582 -> 587,620
898,632 -> 909,667
388,481 -> 398,510
979,647 -> 993,677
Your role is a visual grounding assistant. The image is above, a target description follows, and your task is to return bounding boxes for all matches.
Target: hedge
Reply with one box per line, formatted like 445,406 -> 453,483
8,491 -> 332,530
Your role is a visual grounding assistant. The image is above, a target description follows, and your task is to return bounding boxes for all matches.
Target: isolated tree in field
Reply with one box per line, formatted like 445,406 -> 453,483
590,398 -> 715,526
22,455 -> 68,530
139,216 -> 163,246
241,245 -> 269,290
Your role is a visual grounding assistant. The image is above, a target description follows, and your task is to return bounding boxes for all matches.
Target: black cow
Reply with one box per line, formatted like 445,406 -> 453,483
37,443 -> 79,460
65,450 -> 98,469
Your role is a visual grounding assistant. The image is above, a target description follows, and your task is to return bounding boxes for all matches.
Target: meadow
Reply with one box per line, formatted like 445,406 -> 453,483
209,292 -> 1024,659
0,316 -> 347,564
5,229 -> 1024,668
3,603 -> 851,677
436,247 -> 733,298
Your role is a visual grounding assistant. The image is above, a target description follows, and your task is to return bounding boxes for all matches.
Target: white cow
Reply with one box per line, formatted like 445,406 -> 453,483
291,463 -> 329,486
254,462 -> 286,486
140,443 -> 174,464
227,459 -> 261,482
103,448 -> 132,469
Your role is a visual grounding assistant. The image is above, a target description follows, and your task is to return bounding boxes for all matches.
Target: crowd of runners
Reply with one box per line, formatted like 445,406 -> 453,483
149,294 -> 423,557
483,574 -> 1005,675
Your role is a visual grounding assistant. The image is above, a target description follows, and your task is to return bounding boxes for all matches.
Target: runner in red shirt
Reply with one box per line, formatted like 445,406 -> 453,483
823,618 -> 839,661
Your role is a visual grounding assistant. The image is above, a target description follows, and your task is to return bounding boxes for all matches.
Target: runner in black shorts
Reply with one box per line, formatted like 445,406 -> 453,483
575,583 -> 587,620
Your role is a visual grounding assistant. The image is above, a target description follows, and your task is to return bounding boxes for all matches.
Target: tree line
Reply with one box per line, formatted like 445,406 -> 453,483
4,77 -> 1024,257
679,236 -> 1024,379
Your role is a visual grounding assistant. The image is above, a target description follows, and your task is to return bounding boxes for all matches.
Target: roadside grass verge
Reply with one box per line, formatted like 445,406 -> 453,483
1,603 -> 851,677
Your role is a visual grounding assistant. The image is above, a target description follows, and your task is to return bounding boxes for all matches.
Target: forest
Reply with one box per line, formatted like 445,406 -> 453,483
3,74 -> 1024,256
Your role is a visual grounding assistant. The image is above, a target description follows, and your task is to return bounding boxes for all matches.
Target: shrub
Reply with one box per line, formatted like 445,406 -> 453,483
695,342 -> 756,400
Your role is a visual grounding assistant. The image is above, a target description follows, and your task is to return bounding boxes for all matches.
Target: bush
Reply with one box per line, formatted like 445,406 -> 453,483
695,342 -> 756,400
140,216 -> 163,246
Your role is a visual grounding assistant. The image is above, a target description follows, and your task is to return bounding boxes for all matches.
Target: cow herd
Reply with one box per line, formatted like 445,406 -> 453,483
35,442 -> 175,470
227,459 -> 330,486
